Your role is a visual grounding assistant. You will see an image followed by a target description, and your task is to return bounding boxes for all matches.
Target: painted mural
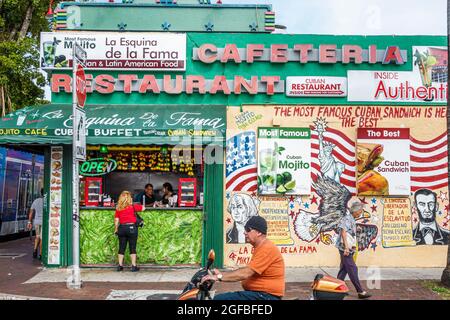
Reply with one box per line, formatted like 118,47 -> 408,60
224,105 -> 449,268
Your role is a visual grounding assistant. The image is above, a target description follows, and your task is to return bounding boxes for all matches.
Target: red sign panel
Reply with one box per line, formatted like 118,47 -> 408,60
76,65 -> 87,108
357,128 -> 410,140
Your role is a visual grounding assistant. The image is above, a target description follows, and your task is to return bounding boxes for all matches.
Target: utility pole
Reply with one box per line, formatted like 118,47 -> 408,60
67,43 -> 87,290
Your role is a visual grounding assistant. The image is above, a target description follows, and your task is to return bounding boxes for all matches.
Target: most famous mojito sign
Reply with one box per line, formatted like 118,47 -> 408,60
257,127 -> 311,195
40,32 -> 186,71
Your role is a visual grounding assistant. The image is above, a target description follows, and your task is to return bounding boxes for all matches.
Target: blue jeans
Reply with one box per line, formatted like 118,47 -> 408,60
214,291 -> 281,300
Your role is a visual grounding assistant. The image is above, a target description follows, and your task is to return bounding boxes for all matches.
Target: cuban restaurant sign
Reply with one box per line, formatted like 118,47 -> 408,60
348,46 -> 448,103
286,76 -> 347,97
257,127 -> 311,195
0,104 -> 226,143
356,128 -> 410,196
40,32 -> 186,71
50,38 -> 408,96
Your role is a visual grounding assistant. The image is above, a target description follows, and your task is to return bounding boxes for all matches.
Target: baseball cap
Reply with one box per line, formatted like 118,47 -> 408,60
245,216 -> 267,235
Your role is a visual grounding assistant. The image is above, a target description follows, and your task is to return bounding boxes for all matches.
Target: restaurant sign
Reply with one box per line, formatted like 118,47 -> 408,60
286,76 -> 347,97
348,46 -> 448,103
0,104 -> 226,145
257,127 -> 311,195
40,32 -> 186,71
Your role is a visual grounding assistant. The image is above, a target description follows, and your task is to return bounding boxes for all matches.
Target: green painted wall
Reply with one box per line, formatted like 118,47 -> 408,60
59,2 -> 271,32
202,161 -> 224,268
51,33 -> 447,106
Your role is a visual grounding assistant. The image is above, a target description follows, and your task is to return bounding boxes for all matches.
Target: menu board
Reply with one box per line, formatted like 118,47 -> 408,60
356,128 -> 410,196
382,198 -> 416,248
48,146 -> 63,265
257,127 -> 311,195
259,196 -> 294,245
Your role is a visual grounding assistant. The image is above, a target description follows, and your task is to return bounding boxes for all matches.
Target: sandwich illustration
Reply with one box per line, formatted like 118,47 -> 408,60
357,170 -> 389,195
356,143 -> 389,195
356,143 -> 384,173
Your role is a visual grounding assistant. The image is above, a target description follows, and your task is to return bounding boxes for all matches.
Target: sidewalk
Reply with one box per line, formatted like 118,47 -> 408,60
23,266 -> 444,284
0,238 -> 446,300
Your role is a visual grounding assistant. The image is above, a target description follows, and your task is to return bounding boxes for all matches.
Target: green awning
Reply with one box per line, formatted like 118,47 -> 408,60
0,104 -> 226,145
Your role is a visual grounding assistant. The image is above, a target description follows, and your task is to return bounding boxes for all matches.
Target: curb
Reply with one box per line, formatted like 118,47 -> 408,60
0,293 -> 57,300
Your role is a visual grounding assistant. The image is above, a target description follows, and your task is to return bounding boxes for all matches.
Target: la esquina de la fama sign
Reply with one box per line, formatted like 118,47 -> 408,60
51,43 -> 407,95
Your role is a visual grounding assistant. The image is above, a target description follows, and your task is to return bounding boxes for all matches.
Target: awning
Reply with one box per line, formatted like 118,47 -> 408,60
0,104 -> 226,145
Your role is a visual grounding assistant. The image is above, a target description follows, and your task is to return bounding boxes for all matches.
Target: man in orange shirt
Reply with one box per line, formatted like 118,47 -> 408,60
201,216 -> 285,300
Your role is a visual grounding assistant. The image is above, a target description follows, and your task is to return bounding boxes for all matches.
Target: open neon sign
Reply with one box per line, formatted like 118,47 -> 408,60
80,158 -> 117,176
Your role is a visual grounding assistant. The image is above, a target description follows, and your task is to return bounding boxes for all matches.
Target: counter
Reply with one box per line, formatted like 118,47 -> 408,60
80,206 -> 203,210
79,208 -> 203,265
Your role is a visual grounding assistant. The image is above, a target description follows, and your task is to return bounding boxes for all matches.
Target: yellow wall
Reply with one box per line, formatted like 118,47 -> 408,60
223,105 -> 449,268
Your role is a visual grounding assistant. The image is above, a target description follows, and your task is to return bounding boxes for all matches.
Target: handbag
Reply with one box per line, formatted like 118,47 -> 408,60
133,205 -> 144,228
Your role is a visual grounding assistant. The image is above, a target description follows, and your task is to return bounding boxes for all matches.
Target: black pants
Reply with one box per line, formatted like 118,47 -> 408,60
337,250 -> 363,293
118,224 -> 138,255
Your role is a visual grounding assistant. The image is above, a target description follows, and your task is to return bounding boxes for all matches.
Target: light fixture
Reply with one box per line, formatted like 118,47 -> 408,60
99,145 -> 109,154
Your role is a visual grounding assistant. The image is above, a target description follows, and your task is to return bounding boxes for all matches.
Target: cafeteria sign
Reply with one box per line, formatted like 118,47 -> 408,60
80,158 -> 117,176
356,128 -> 410,196
257,127 -> 311,195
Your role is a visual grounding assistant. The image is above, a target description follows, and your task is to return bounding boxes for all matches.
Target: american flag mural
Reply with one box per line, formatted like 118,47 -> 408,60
311,126 -> 357,194
226,131 -> 257,192
410,131 -> 448,192
311,127 -> 449,194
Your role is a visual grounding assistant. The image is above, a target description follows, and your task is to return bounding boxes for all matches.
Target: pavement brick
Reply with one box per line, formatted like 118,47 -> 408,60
0,238 -> 445,300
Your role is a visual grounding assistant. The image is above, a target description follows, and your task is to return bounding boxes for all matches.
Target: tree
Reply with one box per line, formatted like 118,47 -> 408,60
0,0 -> 61,115
441,0 -> 450,288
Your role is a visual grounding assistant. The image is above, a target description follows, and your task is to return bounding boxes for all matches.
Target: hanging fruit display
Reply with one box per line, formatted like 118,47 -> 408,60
116,152 -> 130,170
137,152 -> 147,171
88,148 -> 200,176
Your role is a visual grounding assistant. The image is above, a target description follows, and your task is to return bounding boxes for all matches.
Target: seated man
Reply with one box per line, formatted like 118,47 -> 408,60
201,216 -> 285,300
134,183 -> 158,207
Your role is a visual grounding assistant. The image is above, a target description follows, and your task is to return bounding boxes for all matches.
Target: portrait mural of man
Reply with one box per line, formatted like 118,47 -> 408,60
226,193 -> 259,244
412,189 -> 450,245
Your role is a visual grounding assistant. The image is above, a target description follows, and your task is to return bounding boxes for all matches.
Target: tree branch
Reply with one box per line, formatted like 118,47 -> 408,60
8,28 -> 18,40
0,85 -> 5,117
18,3 -> 34,39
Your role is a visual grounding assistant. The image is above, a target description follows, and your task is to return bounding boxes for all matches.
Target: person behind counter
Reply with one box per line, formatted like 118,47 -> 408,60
114,191 -> 143,272
156,182 -> 177,207
134,183 -> 158,207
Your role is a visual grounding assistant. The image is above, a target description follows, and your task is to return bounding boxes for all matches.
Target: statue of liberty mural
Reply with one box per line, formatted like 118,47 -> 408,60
314,118 -> 345,183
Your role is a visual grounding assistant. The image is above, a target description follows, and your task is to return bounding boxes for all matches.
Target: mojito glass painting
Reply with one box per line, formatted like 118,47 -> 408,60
259,147 -> 277,193
42,41 -> 56,67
